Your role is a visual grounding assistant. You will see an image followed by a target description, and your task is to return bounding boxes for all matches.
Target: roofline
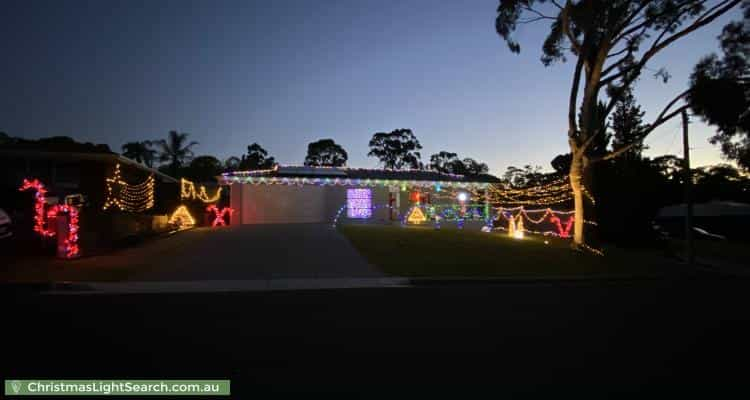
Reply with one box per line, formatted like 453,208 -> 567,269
217,175 -> 491,189
0,149 -> 178,183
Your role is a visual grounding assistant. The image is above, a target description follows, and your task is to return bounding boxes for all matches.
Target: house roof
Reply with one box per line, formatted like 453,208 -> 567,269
0,149 -> 178,183
219,165 -> 500,187
657,200 -> 750,217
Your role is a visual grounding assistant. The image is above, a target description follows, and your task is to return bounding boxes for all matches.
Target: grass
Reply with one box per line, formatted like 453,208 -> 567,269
670,238 -> 749,267
339,224 -> 688,277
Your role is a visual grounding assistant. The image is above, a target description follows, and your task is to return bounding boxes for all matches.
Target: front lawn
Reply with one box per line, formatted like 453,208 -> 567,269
339,224 -> 688,277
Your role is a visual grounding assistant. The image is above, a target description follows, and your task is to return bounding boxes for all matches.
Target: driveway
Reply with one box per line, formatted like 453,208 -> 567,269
133,223 -> 383,280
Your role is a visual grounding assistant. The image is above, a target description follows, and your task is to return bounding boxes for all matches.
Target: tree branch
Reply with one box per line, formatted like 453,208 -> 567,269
568,56 -> 585,142
591,90 -> 691,164
601,0 -> 740,113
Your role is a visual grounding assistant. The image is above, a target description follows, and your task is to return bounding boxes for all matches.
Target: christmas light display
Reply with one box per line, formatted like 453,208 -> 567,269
206,205 -> 233,227
346,188 -> 373,219
406,206 -> 427,224
225,164 -> 467,180
220,175 -> 489,190
168,205 -> 195,230
102,164 -> 155,212
180,178 -> 222,203
331,204 -> 400,227
497,206 -> 580,238
19,179 -> 54,236
18,178 -> 80,258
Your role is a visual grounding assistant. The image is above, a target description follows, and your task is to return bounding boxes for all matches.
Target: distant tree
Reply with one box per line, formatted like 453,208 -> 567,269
502,165 -> 547,188
461,158 -> 490,176
239,143 -> 276,170
304,139 -> 348,167
429,151 -> 461,173
224,156 -> 241,172
121,141 -> 157,167
0,132 -> 10,146
551,153 -> 573,175
611,89 -> 648,161
185,155 -> 223,182
495,0 -> 742,247
156,131 -> 198,177
690,4 -> 750,170
367,129 -> 422,169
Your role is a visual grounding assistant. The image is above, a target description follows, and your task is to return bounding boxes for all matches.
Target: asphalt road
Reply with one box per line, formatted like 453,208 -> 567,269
4,276 -> 750,395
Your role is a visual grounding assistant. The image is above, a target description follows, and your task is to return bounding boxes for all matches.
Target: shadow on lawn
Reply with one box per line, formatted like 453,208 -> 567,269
338,224 -> 691,278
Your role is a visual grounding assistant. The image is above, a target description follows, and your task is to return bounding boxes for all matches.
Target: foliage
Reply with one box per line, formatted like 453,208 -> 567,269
429,151 -> 461,173
690,2 -> 750,170
367,129 -> 423,169
239,143 -> 276,170
155,131 -> 198,178
121,141 -> 157,167
611,88 -> 648,160
304,139 -> 348,167
0,135 -> 111,153
184,155 -> 223,182
429,152 -> 490,175
224,156 -> 241,172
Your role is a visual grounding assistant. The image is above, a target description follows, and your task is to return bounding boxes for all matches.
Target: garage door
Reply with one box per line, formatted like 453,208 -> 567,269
237,184 -> 329,224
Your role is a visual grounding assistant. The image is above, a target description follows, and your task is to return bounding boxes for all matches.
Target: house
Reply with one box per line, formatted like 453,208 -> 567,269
217,165 -> 500,225
656,200 -> 750,240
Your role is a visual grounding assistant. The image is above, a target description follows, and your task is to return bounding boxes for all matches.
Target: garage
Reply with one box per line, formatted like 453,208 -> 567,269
220,166 -> 497,225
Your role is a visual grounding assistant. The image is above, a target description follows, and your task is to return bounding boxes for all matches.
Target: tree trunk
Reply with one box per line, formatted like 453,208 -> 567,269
569,152 -> 586,247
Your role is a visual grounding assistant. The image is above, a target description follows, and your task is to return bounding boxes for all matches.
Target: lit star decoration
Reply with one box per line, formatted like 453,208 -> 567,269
168,205 -> 195,230
19,178 -> 80,258
181,178 -> 222,203
206,205 -> 234,227
102,164 -> 155,212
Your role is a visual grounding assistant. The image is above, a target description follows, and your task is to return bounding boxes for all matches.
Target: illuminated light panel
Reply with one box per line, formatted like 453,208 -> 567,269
181,178 -> 222,203
346,188 -> 372,219
168,205 -> 195,230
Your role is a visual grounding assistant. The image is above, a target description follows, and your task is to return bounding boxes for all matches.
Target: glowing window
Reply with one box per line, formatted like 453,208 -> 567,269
347,188 -> 372,219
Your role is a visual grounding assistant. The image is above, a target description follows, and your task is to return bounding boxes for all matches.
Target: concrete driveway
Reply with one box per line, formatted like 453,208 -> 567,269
133,223 -> 382,280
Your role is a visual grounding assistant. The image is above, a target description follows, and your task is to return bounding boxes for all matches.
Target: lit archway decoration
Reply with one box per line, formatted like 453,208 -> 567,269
207,205 -> 233,227
181,178 -> 222,203
19,178 -> 80,258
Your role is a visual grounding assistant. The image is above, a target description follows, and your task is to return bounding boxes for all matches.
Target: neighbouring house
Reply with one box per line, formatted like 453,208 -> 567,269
656,200 -> 750,240
217,165 -> 501,225
0,147 -> 179,254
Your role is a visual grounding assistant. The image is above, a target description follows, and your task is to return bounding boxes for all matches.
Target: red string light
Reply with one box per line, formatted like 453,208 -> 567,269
19,178 -> 80,258
550,215 -> 574,238
207,205 -> 234,227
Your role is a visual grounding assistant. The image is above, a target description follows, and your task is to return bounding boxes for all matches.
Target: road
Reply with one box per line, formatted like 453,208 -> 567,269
4,276 -> 750,395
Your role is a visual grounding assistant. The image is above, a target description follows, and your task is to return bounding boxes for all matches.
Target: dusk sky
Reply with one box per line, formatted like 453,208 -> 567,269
1,0 -> 741,175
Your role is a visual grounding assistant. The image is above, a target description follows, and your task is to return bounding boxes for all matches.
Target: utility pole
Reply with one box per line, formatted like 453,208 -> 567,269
682,109 -> 694,266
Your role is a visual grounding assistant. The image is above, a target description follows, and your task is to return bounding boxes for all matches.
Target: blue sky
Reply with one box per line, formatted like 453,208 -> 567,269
0,0 -> 740,175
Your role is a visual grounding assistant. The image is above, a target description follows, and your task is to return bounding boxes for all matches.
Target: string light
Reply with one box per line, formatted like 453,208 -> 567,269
406,206 -> 427,224
206,205 -> 233,227
18,178 -> 80,258
180,178 -> 222,203
219,175 -> 489,191
19,178 -> 54,237
102,164 -> 155,212
168,205 -> 195,230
